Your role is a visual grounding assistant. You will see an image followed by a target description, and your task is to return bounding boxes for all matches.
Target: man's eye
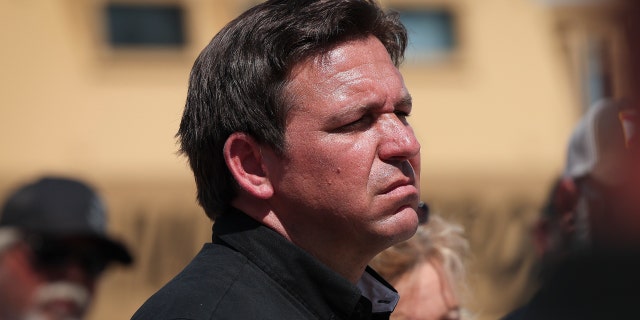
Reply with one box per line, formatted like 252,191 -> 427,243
346,117 -> 365,127
337,115 -> 373,132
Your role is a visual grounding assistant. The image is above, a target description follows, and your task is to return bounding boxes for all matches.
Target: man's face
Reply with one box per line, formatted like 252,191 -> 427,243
0,237 -> 103,320
266,35 -> 421,257
580,177 -> 640,247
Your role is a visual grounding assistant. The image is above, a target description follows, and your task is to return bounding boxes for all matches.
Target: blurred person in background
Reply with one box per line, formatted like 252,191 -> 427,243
502,99 -> 640,320
622,0 -> 640,112
0,176 -> 132,320
528,176 -> 577,273
132,0 -> 422,319
370,202 -> 471,320
503,1 -> 640,311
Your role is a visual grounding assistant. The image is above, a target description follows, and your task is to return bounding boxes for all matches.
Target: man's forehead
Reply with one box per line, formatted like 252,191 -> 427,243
288,36 -> 395,77
280,36 -> 408,125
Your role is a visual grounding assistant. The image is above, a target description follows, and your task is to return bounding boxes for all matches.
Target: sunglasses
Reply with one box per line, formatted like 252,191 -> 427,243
27,236 -> 110,278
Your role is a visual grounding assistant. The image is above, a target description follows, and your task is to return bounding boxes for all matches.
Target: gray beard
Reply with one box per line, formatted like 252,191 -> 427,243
22,282 -> 90,320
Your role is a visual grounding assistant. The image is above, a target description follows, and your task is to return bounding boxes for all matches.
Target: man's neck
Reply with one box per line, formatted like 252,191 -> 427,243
233,204 -> 374,284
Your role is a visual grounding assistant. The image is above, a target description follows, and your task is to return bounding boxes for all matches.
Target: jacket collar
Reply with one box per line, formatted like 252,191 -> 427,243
212,209 -> 398,320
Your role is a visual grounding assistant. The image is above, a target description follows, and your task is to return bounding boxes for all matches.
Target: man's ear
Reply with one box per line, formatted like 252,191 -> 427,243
555,178 -> 579,233
556,178 -> 578,214
533,216 -> 554,258
533,178 -> 579,258
223,133 -> 274,199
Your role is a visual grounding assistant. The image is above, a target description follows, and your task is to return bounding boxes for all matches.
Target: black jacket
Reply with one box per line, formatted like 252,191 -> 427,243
131,210 -> 398,320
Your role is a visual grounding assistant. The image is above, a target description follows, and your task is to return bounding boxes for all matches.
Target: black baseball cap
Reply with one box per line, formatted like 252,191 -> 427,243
0,176 -> 132,265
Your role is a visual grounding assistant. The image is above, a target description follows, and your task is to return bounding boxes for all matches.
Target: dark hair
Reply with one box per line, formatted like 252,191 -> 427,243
177,0 -> 407,219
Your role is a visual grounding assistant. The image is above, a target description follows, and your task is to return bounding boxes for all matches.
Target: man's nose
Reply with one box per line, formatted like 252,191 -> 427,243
377,114 -> 421,162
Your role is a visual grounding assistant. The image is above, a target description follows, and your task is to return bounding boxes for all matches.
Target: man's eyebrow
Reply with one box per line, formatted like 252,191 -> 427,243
327,104 -> 369,123
328,94 -> 413,123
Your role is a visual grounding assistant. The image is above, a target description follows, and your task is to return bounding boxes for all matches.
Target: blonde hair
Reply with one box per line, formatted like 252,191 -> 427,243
371,213 -> 470,306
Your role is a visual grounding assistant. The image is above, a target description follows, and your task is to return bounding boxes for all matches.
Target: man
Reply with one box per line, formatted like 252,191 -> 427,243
0,176 -> 133,320
133,0 -> 421,319
503,99 -> 640,320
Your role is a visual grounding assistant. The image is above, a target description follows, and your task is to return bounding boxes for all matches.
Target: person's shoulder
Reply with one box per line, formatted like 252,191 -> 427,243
131,242 -> 250,320
132,241 -> 322,320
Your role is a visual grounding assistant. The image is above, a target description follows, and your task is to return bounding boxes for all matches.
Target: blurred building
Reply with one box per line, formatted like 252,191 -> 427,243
0,0 -> 608,319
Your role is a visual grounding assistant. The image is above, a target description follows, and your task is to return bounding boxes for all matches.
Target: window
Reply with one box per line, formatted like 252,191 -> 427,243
396,8 -> 457,63
105,3 -> 186,47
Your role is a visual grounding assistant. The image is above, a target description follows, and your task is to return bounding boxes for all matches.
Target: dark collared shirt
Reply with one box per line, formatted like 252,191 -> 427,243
132,209 -> 398,320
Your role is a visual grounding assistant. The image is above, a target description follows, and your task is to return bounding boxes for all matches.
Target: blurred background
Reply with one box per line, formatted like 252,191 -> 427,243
0,0 -> 630,319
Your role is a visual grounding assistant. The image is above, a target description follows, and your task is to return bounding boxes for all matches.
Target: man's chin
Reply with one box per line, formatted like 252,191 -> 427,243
383,206 -> 420,243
